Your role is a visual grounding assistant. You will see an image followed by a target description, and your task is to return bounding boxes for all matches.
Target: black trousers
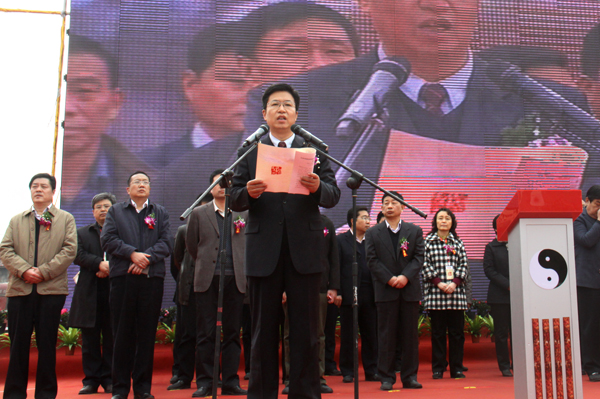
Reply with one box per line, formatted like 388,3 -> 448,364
339,285 -> 378,379
195,275 -> 244,389
176,291 -> 197,384
324,303 -> 339,372
430,309 -> 465,375
4,287 -> 65,399
247,238 -> 322,399
376,297 -> 419,384
490,303 -> 512,372
81,283 -> 113,389
578,286 -> 600,374
110,275 -> 163,397
171,301 -> 184,378
241,303 -> 252,374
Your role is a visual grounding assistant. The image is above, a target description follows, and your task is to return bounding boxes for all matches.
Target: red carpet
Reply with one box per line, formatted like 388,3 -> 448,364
2,337 -> 600,398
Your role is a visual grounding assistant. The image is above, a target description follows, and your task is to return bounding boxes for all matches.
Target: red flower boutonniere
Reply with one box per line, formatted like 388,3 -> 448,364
40,211 -> 53,231
324,227 -> 329,237
444,244 -> 456,255
144,213 -> 156,230
399,238 -> 409,257
234,216 -> 246,234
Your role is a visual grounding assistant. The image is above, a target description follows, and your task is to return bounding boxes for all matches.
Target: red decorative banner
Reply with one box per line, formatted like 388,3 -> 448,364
533,319 -> 543,399
563,317 -> 574,399
553,319 -> 563,399
543,319 -> 553,399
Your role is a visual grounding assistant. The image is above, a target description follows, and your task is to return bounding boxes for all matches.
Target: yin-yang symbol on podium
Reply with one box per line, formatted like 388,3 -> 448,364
529,249 -> 568,290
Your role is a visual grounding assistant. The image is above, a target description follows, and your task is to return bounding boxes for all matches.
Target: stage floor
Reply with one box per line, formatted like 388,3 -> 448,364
1,337 -> 600,398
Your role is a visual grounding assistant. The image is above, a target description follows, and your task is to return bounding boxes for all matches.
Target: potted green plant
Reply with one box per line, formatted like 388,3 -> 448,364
418,314 -> 431,337
0,310 -> 7,334
57,325 -> 81,355
464,314 -> 485,343
155,322 -> 176,344
482,314 -> 495,342
0,332 -> 10,350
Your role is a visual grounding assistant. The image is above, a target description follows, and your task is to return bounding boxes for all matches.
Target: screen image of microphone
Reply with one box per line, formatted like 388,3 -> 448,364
291,124 -> 329,151
336,57 -> 411,137
242,124 -> 270,147
486,60 -> 600,152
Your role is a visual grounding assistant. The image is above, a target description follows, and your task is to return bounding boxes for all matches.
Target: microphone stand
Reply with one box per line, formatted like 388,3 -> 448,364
303,137 -> 427,399
179,141 -> 260,399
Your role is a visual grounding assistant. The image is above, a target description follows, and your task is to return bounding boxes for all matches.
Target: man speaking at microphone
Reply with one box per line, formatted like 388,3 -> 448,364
230,83 -> 340,399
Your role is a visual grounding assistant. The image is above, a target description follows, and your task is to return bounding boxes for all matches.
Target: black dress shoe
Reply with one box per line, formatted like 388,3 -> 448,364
380,382 -> 393,391
461,366 -> 469,372
102,384 -> 113,393
324,369 -> 342,376
221,385 -> 248,395
342,375 -> 353,383
432,372 -> 443,379
320,383 -> 333,393
451,371 -> 466,379
365,373 -> 382,381
79,385 -> 98,395
170,374 -> 179,384
589,372 -> 600,382
244,372 -> 250,380
402,380 -> 423,389
192,386 -> 212,397
111,395 -> 125,399
133,394 -> 155,399
168,380 -> 191,390
501,369 -> 513,377
281,386 -> 289,394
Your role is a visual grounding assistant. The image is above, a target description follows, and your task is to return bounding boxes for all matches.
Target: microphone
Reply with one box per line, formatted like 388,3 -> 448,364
486,60 -> 600,153
335,57 -> 411,137
291,124 -> 329,151
242,124 -> 270,147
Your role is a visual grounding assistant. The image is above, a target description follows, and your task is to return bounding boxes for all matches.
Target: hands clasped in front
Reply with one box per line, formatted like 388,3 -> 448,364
388,275 -> 408,289
437,282 -> 457,294
129,251 -> 151,275
246,173 -> 321,199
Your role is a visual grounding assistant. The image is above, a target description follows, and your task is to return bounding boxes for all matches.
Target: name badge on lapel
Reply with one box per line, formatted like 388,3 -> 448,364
445,265 -> 454,280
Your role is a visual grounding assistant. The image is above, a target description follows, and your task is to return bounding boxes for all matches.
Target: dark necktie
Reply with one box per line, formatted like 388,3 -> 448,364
278,142 -> 287,148
418,83 -> 449,117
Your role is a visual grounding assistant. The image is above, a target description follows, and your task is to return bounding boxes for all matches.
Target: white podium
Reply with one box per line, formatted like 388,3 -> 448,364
497,190 -> 583,399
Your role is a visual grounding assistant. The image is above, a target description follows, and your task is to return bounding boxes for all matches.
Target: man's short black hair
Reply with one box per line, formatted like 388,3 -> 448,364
381,190 -> 404,203
492,214 -> 501,231
209,169 -> 225,184
29,173 -> 56,191
479,45 -> 568,72
377,211 -> 385,223
127,171 -> 150,186
262,83 -> 300,111
346,206 -> 369,228
582,23 -> 600,80
238,1 -> 360,58
586,185 -> 600,202
92,192 -> 117,209
68,35 -> 119,88
188,23 -> 242,76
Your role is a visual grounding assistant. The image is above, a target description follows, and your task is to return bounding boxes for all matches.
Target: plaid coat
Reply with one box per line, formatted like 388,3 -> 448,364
422,232 -> 468,310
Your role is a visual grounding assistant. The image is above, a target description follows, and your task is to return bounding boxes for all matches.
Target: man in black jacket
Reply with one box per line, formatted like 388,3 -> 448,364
366,191 -> 424,391
483,214 -> 513,377
101,171 -> 172,399
230,83 -> 340,399
337,207 -> 379,383
70,192 -> 117,394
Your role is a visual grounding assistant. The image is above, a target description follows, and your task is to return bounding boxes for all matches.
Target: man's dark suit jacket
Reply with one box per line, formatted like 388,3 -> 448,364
69,222 -> 107,328
337,230 -> 368,306
320,215 -> 340,293
483,238 -> 510,304
173,224 -> 195,306
229,134 -> 340,276
365,221 -> 424,303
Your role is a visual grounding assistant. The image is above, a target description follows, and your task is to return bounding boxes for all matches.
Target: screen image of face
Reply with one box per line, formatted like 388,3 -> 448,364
63,0 -> 600,307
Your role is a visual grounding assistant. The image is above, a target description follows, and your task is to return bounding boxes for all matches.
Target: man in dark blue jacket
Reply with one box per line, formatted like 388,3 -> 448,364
101,171 -> 172,399
574,185 -> 600,382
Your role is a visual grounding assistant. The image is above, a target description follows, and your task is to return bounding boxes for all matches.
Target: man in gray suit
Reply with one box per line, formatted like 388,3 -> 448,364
186,169 -> 248,397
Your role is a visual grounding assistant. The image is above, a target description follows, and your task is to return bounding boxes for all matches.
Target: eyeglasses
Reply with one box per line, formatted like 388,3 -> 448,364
131,180 -> 150,186
358,216 -> 370,221
268,101 -> 295,110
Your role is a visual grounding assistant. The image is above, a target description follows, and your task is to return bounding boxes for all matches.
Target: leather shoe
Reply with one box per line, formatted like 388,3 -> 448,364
133,394 -> 154,399
451,371 -> 466,379
325,369 -> 342,376
342,375 -> 353,383
589,372 -> 600,382
321,383 -> 333,393
501,369 -> 513,377
79,385 -> 98,395
111,396 -> 125,399
102,384 -> 113,393
365,373 -> 382,382
168,380 -> 191,390
380,382 -> 393,391
402,380 -> 423,389
461,366 -> 469,372
281,386 -> 289,394
192,386 -> 212,397
170,374 -> 179,384
244,373 -> 250,380
432,372 -> 443,379
221,385 -> 248,395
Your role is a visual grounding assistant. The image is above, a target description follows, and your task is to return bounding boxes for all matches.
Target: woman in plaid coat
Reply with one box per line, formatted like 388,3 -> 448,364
422,208 -> 469,380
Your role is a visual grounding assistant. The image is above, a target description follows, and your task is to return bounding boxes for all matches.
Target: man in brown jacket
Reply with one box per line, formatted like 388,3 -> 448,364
0,173 -> 77,399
